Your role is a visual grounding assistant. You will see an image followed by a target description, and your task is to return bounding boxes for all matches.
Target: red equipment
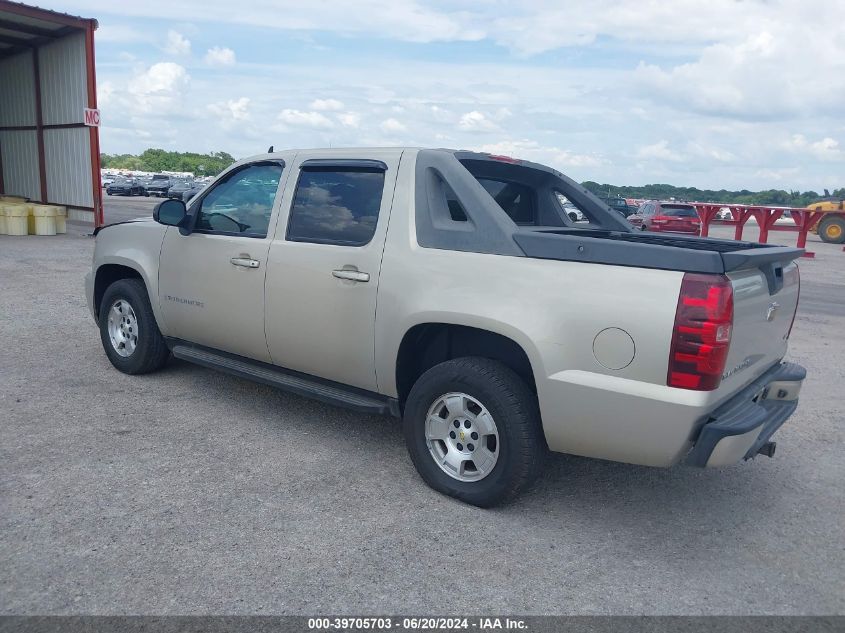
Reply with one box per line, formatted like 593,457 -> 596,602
692,204 -> 829,258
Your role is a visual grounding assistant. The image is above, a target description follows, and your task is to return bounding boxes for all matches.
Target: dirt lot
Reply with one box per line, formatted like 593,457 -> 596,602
1,199 -> 843,614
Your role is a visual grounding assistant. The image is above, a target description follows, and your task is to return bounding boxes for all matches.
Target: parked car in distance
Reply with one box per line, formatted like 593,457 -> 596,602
629,201 -> 701,235
105,178 -> 145,196
86,148 -> 804,507
182,181 -> 207,203
555,192 -> 585,222
166,180 -> 193,200
145,175 -> 172,197
602,197 -> 634,218
102,176 -> 115,187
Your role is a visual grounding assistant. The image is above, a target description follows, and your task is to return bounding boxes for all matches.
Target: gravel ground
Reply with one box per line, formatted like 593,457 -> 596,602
1,201 -> 843,614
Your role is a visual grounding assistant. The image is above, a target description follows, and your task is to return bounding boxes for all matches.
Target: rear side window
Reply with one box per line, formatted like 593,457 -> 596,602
444,181 -> 469,222
476,178 -> 536,224
287,168 -> 385,246
660,205 -> 698,217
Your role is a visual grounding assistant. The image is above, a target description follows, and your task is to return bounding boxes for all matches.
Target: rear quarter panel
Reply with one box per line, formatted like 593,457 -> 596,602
374,158 -> 713,465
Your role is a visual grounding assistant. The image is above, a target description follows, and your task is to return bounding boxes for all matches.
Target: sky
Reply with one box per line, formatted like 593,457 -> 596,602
51,0 -> 845,191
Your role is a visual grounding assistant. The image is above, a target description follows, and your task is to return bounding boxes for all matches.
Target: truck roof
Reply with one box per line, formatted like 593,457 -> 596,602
238,147 -> 568,180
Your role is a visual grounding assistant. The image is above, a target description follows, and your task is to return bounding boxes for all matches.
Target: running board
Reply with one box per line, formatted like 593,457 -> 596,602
169,342 -> 398,417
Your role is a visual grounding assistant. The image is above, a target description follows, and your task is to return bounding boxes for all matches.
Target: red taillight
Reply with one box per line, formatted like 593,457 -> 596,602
668,273 -> 734,391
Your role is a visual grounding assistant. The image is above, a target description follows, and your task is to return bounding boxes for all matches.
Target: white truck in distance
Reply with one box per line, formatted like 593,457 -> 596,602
85,148 -> 805,506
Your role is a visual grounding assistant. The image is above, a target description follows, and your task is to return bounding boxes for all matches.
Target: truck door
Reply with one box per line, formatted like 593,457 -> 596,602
264,151 -> 403,392
158,160 -> 289,362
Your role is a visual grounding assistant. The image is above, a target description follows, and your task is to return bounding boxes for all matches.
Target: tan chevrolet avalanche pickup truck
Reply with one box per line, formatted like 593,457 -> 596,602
85,148 -> 806,506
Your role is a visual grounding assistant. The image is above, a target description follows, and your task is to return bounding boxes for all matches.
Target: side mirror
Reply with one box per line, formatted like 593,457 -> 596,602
153,199 -> 187,228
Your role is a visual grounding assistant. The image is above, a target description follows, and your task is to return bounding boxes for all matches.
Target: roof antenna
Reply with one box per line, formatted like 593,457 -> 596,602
267,145 -> 274,153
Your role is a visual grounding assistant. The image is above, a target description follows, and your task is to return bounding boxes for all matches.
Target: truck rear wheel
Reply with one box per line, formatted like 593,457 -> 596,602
818,215 -> 845,244
402,357 -> 546,507
99,278 -> 170,375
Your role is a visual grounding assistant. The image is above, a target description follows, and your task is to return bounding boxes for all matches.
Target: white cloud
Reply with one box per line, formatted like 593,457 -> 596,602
92,1 -> 845,191
278,109 -> 334,129
430,105 -> 454,123
458,110 -> 499,133
634,24 -> 845,121
204,46 -> 236,67
311,98 -> 345,111
95,23 -> 149,44
636,140 -> 683,162
98,81 -> 115,107
126,62 -> 190,114
380,118 -> 407,133
337,112 -> 361,128
783,135 -> 843,161
686,142 -> 735,163
476,140 -> 603,168
208,97 -> 251,121
163,30 -> 191,56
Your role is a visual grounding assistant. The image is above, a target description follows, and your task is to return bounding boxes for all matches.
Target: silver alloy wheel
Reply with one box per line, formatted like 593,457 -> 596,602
425,392 -> 500,482
107,299 -> 139,358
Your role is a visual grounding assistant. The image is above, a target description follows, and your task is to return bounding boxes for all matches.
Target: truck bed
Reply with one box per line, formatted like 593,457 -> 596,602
513,228 -> 804,274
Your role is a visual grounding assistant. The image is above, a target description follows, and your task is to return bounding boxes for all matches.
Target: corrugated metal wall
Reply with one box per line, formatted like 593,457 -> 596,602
0,129 -> 40,200
0,31 -> 94,211
0,52 -> 36,127
40,31 -> 93,208
44,127 -> 93,208
39,32 -> 87,126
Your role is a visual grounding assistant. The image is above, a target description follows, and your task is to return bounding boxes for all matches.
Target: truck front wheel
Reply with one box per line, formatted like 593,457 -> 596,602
402,357 -> 546,507
99,278 -> 170,375
818,215 -> 845,244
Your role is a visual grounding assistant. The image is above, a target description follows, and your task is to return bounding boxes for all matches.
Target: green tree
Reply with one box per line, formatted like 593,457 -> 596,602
100,149 -> 237,176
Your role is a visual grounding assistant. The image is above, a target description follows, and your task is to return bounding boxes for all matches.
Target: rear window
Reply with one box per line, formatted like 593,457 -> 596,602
660,205 -> 698,217
475,178 -> 536,224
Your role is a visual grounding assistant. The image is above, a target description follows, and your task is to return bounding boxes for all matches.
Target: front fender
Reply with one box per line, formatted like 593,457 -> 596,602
92,222 -> 169,334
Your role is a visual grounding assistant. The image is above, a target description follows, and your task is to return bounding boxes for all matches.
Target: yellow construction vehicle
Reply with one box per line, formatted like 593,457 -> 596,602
808,199 -> 845,244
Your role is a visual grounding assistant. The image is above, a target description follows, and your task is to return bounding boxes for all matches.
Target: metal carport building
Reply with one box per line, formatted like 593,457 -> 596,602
0,0 -> 102,227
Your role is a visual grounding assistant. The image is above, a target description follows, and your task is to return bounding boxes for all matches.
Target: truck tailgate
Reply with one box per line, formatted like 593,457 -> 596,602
717,262 -> 800,397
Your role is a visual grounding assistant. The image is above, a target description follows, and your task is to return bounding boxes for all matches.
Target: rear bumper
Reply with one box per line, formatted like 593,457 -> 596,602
651,225 -> 700,234
688,361 -> 806,467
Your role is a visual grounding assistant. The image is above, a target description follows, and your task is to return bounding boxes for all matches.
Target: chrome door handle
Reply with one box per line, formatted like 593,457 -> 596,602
332,269 -> 370,282
230,257 -> 260,269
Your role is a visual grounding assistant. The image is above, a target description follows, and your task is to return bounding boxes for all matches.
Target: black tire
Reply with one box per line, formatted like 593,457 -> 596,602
99,278 -> 170,375
818,215 -> 845,244
402,357 -> 546,507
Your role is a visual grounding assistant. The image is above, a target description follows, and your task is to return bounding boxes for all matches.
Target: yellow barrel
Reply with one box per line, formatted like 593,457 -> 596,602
31,204 -> 58,236
53,205 -> 67,234
4,204 -> 30,236
0,195 -> 27,203
26,204 -> 36,234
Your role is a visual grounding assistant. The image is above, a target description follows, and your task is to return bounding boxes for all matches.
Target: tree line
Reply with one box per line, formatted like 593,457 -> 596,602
582,181 -> 844,207
100,149 -> 237,177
